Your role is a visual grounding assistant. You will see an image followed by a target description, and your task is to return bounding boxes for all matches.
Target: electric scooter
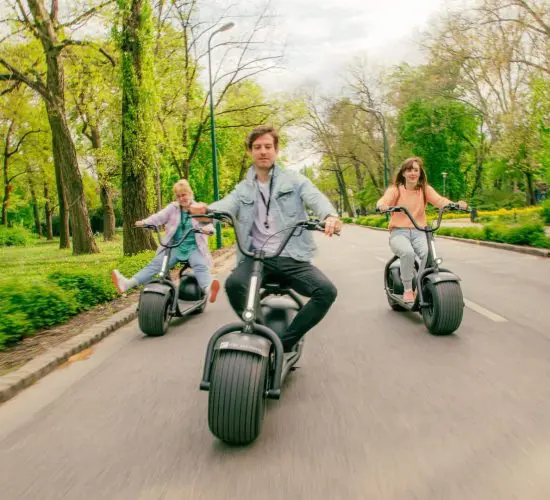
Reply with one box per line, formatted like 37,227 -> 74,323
137,225 -> 209,337
378,203 -> 470,336
198,211 -> 333,445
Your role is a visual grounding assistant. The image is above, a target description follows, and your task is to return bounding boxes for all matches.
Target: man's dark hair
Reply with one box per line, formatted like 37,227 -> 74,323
245,126 -> 279,150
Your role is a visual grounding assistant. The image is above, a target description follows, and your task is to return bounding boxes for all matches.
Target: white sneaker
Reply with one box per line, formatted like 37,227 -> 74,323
111,270 -> 132,294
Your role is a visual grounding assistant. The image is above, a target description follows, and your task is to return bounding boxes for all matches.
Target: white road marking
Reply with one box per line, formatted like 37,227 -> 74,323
375,257 -> 387,264
464,298 -> 508,322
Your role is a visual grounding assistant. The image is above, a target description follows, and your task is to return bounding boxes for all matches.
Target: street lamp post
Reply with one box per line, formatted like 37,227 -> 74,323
442,172 -> 448,197
208,21 -> 235,249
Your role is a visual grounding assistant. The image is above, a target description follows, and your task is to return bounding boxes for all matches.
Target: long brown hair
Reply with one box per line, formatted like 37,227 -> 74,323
394,156 -> 428,204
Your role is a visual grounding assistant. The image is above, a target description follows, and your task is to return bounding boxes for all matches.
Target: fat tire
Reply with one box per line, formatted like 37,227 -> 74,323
138,293 -> 172,337
421,281 -> 464,336
208,350 -> 268,445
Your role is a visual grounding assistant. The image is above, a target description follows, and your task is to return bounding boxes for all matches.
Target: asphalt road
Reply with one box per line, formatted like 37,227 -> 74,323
1,225 -> 549,500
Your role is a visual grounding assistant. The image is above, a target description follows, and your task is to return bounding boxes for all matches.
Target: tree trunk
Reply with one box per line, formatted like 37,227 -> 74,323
2,121 -> 14,225
525,171 -> 535,205
334,161 -> 353,216
155,160 -> 162,210
88,124 -> 116,241
46,107 -> 98,253
27,0 -> 98,254
52,155 -> 70,247
100,183 -> 116,241
28,175 -> 42,237
44,182 -> 54,240
352,160 -> 366,214
119,0 -> 157,255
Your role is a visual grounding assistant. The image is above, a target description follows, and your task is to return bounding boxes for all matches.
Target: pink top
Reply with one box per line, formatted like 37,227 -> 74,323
142,202 -> 214,267
377,185 -> 450,230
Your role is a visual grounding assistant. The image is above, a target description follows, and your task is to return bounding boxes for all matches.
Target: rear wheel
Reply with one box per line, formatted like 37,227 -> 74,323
138,293 -> 172,336
208,350 -> 269,445
421,281 -> 464,335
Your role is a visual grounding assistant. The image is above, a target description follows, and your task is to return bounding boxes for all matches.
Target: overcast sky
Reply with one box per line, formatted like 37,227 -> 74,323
197,0 -> 450,167
200,0 -> 447,95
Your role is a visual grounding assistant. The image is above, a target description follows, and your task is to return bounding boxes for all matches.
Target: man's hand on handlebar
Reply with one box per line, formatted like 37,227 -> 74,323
324,215 -> 342,237
457,200 -> 468,210
188,202 -> 209,215
135,220 -> 146,227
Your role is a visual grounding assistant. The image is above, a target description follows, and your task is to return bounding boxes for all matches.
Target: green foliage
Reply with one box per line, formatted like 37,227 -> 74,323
115,250 -> 156,277
397,98 -> 479,200
437,226 -> 485,240
48,270 -> 117,311
470,189 -> 527,210
0,281 -> 79,349
355,216 -> 388,228
0,226 -> 36,246
439,222 -> 549,249
541,199 -> 550,225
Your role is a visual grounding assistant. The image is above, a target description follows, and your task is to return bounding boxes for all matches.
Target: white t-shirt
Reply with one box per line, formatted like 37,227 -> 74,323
250,178 -> 285,256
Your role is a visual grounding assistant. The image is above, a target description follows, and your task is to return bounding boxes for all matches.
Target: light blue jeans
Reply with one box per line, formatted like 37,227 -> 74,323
389,229 -> 428,290
132,249 -> 212,289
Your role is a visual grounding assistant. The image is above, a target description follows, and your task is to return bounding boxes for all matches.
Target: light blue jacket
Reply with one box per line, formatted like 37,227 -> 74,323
209,164 -> 337,262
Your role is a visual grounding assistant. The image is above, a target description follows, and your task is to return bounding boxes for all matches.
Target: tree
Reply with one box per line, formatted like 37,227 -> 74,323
397,98 -> 480,200
0,1 -> 109,253
116,0 -> 157,255
67,43 -> 120,241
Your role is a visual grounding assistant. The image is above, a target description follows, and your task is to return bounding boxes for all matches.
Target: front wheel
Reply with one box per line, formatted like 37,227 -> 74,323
138,292 -> 172,336
208,350 -> 269,445
421,281 -> 464,336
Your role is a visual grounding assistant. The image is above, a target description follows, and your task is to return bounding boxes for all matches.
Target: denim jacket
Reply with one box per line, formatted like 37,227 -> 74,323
209,164 -> 337,262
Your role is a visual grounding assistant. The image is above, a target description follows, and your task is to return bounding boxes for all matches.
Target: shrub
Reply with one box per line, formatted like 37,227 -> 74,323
0,280 -> 79,350
49,270 -> 117,311
0,226 -> 36,247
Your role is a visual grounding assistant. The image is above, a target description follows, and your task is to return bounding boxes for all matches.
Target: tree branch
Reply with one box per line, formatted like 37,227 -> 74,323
60,0 -> 114,29
0,57 -> 48,99
7,129 -> 44,157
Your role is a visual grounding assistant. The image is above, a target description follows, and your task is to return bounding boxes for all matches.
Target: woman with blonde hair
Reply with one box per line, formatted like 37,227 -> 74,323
376,157 -> 467,303
111,179 -> 220,304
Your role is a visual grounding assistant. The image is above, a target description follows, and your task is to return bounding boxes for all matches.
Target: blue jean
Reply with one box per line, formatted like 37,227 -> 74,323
389,228 -> 428,290
132,249 -> 212,289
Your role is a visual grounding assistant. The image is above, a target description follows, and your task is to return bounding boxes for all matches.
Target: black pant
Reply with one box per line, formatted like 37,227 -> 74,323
225,256 -> 338,349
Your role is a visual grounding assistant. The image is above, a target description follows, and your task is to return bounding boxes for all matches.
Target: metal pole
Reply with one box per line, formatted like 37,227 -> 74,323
207,23 -> 234,249
380,114 -> 389,190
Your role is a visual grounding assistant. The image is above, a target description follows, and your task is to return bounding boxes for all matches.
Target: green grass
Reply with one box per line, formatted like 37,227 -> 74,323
0,229 -> 236,350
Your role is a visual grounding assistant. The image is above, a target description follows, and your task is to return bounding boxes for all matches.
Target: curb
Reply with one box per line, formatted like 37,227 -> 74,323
0,247 -> 236,405
348,223 -> 550,258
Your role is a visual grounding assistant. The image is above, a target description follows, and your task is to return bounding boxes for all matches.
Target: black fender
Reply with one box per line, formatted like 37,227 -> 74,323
141,282 -> 175,297
139,282 -> 176,313
200,322 -> 284,399
216,332 -> 272,357
423,271 -> 461,285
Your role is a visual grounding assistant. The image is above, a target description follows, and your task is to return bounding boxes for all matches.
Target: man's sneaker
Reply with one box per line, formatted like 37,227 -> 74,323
403,290 -> 416,303
209,279 -> 221,303
111,270 -> 131,294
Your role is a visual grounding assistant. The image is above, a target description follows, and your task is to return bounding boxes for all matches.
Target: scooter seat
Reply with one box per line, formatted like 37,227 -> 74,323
263,277 -> 292,291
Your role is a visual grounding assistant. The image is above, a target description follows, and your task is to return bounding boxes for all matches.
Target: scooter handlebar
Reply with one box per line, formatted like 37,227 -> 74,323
192,211 -> 336,257
376,204 -> 471,231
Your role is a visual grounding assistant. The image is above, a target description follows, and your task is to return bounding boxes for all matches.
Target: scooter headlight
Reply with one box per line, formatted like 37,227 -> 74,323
435,257 -> 443,265
243,310 -> 254,321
